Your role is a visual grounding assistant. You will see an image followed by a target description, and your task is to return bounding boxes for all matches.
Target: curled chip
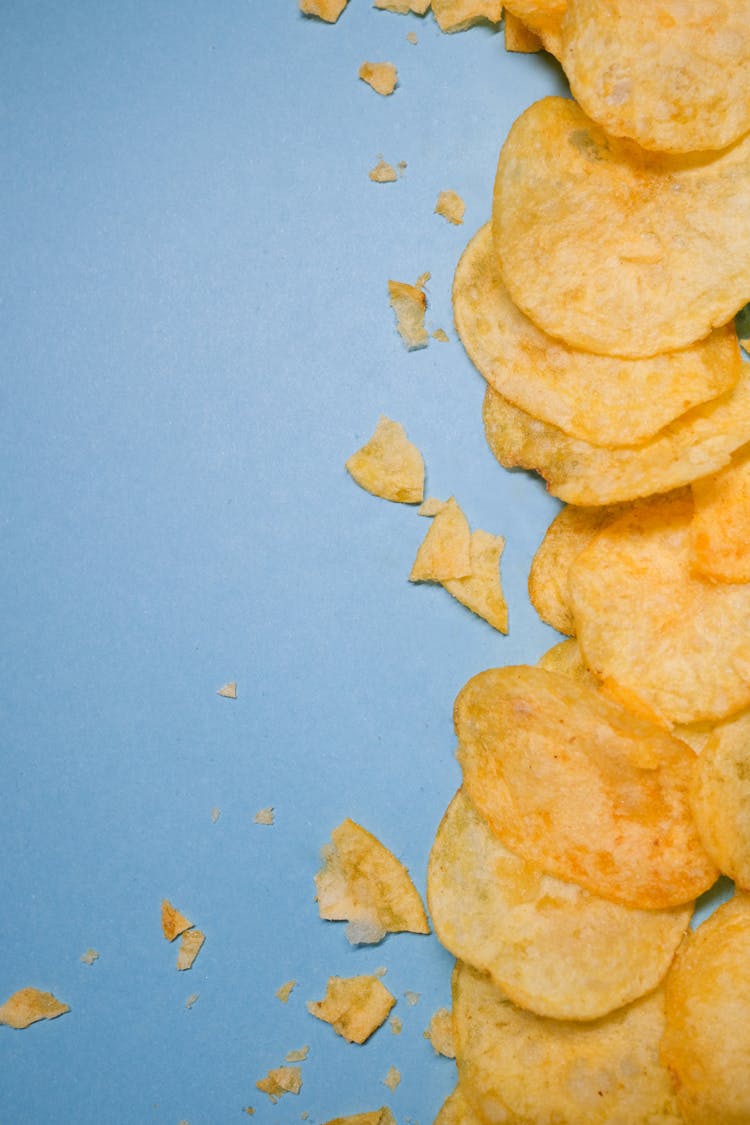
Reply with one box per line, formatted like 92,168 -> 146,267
0,988 -> 69,1029
299,0 -> 350,21
455,665 -> 717,908
690,446 -> 750,583
428,790 -> 691,1020
435,1087 -> 481,1125
410,496 -> 472,581
568,490 -> 750,725
560,0 -> 750,154
454,224 -> 740,446
503,0 -> 565,54
453,961 -> 682,1124
690,710 -> 750,889
493,97 -> 750,357
481,362 -> 750,506
315,818 -> 429,944
432,0 -> 503,33
346,416 -> 425,504
358,62 -> 398,96
660,894 -> 750,1124
307,974 -> 396,1044
389,276 -> 429,350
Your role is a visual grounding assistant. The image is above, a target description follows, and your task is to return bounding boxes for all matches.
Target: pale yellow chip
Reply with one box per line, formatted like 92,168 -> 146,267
432,0 -> 503,32
453,961 -> 682,1124
0,988 -> 70,1030
382,1066 -> 400,1091
493,96 -> 750,357
435,190 -> 465,225
690,710 -> 750,889
176,928 -> 205,971
80,949 -> 99,966
569,490 -> 750,724
482,366 -> 750,506
424,1007 -> 455,1057
690,445 -> 750,582
346,416 -> 425,505
428,789 -> 691,1020
502,0 -> 564,53
253,806 -> 274,825
409,496 -> 472,581
389,1015 -> 402,1034
161,900 -> 193,943
441,528 -> 508,634
417,496 -> 446,517
432,328 -> 449,342
255,1066 -> 302,1102
388,277 -> 429,350
276,980 -> 296,1003
369,158 -> 397,184
285,1045 -> 309,1063
455,665 -> 717,908
560,0 -> 750,154
299,0 -> 350,21
374,0 -> 430,12
307,975 -> 396,1044
455,224 -> 741,446
217,681 -> 237,699
322,1109 -> 396,1125
404,989 -> 420,1006
661,894 -> 750,1124
315,817 -> 430,943
434,1087 -> 483,1125
503,10 -> 542,51
358,61 -> 398,96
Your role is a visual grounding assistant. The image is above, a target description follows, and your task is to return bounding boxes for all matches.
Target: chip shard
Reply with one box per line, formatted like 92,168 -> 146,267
306,974 -> 396,1043
388,276 -> 429,350
358,61 -> 398,96
346,416 -> 425,504
255,1065 -> 302,1103
161,899 -> 193,943
176,928 -> 205,971
0,988 -> 70,1030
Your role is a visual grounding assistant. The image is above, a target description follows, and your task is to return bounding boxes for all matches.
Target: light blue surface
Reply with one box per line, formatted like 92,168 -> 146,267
1,4 -> 566,1121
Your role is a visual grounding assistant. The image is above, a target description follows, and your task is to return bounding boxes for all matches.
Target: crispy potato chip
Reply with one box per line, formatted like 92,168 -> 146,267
441,528 -> 508,634
217,681 -> 237,698
322,1110 -> 396,1125
453,961 -> 682,1124
503,11 -> 542,52
255,1066 -> 302,1102
299,0 -> 350,21
432,0 -> 503,32
690,445 -> 750,582
307,975 -> 396,1043
690,710 -> 750,889
346,416 -> 425,504
388,276 -> 429,350
429,790 -> 691,1020
0,988 -> 70,1029
358,61 -> 398,96
560,0 -> 750,154
482,365 -> 750,506
315,818 -> 429,943
434,1086 -> 482,1125
161,900 -> 193,942
503,0 -> 564,53
410,496 -> 472,581
455,666 -> 717,908
569,491 -> 750,724
455,224 -> 741,446
493,97 -> 750,357
435,190 -> 465,225
369,158 -> 397,183
660,894 -> 750,1124
424,1007 -> 455,1057
176,928 -> 205,971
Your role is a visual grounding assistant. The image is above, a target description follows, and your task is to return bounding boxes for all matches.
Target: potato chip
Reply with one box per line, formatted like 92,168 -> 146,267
441,528 -> 508,634
389,1015 -> 402,1034
660,894 -> 750,1124
493,96 -> 750,357
417,496 -> 445,517
435,190 -> 465,225
253,806 -> 274,825
358,62 -> 398,96
453,961 -> 682,1124
346,416 -> 425,504
434,1086 -> 482,1125
306,975 -> 396,1044
424,1007 -> 455,1057
690,445 -> 750,583
432,327 -> 449,342
454,224 -> 741,446
388,277 -> 429,350
161,900 -> 193,942
536,637 -> 595,684
322,1110 -> 396,1125
482,365 -> 750,506
690,710 -> 750,889
429,789 -> 691,1019
455,665 -> 717,908
315,818 -> 430,943
299,0 -> 350,21
285,1045 -> 309,1062
409,496 -> 472,581
217,681 -> 237,698
503,11 -> 542,52
275,980 -> 296,1003
432,0 -> 503,32
0,988 -> 70,1030
560,0 -> 750,154
255,1066 -> 302,1102
502,0 -> 564,54
569,490 -> 750,724
176,928 -> 205,971
374,0 -> 430,12
369,158 -> 397,183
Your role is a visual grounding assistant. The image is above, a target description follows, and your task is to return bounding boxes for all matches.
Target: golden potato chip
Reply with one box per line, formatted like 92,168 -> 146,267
434,1087 -> 482,1125
453,961 -> 682,1124
432,0 -> 503,32
0,988 -> 70,1029
255,1066 -> 302,1102
409,496 -> 472,581
432,327 -> 449,342
428,790 -> 691,1020
560,0 -> 750,154
161,899 -> 193,942
346,416 -> 425,504
569,490 -> 750,724
388,276 -> 429,350
418,496 -> 445,516
176,928 -> 205,971
493,97 -> 750,357
299,0 -> 350,21
358,62 -> 398,96
482,365 -> 750,506
369,158 -> 397,183
424,1007 -> 455,1057
455,665 -> 717,908
217,681 -> 237,698
660,894 -> 750,1124
690,710 -> 750,889
374,0 -> 430,12
306,975 -> 396,1044
322,1110 -> 396,1125
315,818 -> 430,943
435,190 -> 465,225
454,224 -> 741,446
503,11 -> 542,52
502,0 -> 564,54
441,528 -> 508,634
690,445 -> 750,583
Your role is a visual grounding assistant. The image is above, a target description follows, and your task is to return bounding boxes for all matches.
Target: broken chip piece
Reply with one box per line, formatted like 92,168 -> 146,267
80,949 -> 99,966
307,974 -> 396,1044
442,528 -> 508,634
358,61 -> 398,96
503,11 -> 542,52
255,1066 -> 302,1103
435,190 -> 465,225
161,900 -> 193,943
410,496 -> 472,582
346,416 -> 425,505
369,158 -> 397,183
299,0 -> 350,20
388,276 -> 429,350
432,0 -> 503,33
424,1007 -> 455,1058
382,1066 -> 401,1091
321,1110 -> 396,1125
217,682 -> 237,699
0,988 -> 70,1029
275,980 -> 296,1003
374,0 -> 430,11
176,929 -> 205,971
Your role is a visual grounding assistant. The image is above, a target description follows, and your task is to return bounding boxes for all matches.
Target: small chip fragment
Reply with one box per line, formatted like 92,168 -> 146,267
185,993 -> 200,1009
256,1066 -> 302,1103
435,190 -> 465,225
389,1015 -> 403,1034
404,990 -> 420,1006
0,988 -> 70,1029
80,949 -> 99,966
254,807 -> 274,826
424,1007 -> 455,1057
306,975 -> 396,1043
322,1110 -> 396,1125
346,416 -> 425,505
406,30 -> 418,43
504,10 -> 542,51
276,980 -> 297,1003
358,62 -> 398,96
418,496 -> 446,517
177,929 -> 205,971
388,276 -> 429,350
161,900 -> 193,943
369,158 -> 397,183
299,0 -> 350,20
210,806 -> 221,823
285,1045 -> 309,1063
432,328 -> 449,342
441,528 -> 508,634
382,1066 -> 401,1091
217,682 -> 237,699
374,0 -> 430,12
410,496 -> 472,582
432,0 -> 503,32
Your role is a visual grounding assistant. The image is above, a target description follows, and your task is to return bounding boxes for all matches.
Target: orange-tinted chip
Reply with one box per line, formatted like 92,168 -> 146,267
299,0 -> 349,21
161,900 -> 193,942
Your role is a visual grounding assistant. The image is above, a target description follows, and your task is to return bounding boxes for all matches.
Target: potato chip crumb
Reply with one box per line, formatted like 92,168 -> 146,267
217,681 -> 237,699
424,1007 -> 455,1057
358,61 -> 398,96
390,1015 -> 403,1034
432,328 -> 449,342
388,278 -> 429,351
418,497 -> 446,517
503,10 -> 543,52
254,806 -> 275,826
0,988 -> 70,1029
176,928 -> 205,971
243,1110 -> 255,1118
373,966 -> 388,978
185,993 -> 200,1009
383,1066 -> 401,1091
210,806 -> 221,823
346,416 -> 425,505
410,496 -> 472,582
369,158 -> 398,184
307,974 -> 396,1043
80,949 -> 99,965
256,1066 -> 303,1102
405,990 -> 420,1006
161,900 -> 193,943
285,1045 -> 309,1063
276,980 -> 297,1003
433,0 -> 503,32
435,190 -> 465,225
299,0 -> 349,22
397,161 -> 408,176
407,31 -> 418,43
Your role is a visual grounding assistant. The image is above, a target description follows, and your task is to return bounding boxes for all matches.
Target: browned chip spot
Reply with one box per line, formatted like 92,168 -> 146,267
388,277 -> 429,350
217,682 -> 237,699
358,62 -> 398,96
307,974 -> 396,1043
256,1066 -> 302,1102
185,993 -> 200,1009
369,158 -> 397,183
0,988 -> 70,1029
346,416 -> 425,505
161,899 -> 193,942
435,190 -> 465,226
299,0 -> 349,21
424,1007 -> 455,1057
177,929 -> 205,971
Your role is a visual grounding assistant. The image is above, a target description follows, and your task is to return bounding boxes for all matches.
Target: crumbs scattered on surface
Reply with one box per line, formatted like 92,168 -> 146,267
432,328 -> 450,342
